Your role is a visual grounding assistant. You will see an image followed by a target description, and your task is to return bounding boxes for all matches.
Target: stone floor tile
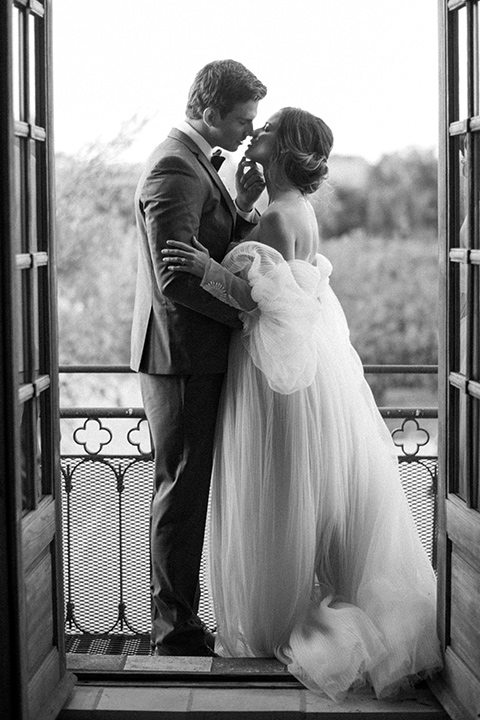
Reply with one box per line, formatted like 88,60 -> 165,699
60,685 -> 104,710
304,684 -> 447,714
190,686 -> 303,713
124,655 -> 213,673
67,653 -> 126,671
96,686 -> 191,712
211,657 -> 289,675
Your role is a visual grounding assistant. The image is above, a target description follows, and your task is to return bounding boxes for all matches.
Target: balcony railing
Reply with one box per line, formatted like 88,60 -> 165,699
60,364 -> 438,649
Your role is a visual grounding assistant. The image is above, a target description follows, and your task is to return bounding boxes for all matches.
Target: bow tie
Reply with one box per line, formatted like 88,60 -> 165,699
211,151 -> 225,171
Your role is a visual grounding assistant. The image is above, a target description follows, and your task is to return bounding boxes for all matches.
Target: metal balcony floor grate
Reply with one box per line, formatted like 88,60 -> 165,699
66,633 -> 152,655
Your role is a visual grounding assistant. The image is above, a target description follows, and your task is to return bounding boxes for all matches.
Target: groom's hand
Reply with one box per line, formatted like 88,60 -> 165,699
235,157 -> 265,213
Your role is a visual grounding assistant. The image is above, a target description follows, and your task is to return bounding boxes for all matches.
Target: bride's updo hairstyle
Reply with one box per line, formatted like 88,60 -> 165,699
271,107 -> 333,194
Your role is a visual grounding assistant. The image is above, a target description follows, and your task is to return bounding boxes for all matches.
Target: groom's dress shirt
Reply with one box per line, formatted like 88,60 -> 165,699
177,121 -> 257,223
177,120 -> 213,160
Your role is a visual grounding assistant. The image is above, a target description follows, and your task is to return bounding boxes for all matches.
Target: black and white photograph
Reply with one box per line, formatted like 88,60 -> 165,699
1,1 -> 479,718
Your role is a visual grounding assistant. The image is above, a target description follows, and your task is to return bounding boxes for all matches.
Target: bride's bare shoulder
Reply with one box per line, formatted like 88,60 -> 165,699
257,206 -> 295,260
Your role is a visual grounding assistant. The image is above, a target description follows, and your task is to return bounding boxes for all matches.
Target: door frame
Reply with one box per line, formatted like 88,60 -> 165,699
0,1 -> 74,718
431,1 -> 480,718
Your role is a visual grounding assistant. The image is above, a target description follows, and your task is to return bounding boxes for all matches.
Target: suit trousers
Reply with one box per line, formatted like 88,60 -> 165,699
140,372 -> 224,651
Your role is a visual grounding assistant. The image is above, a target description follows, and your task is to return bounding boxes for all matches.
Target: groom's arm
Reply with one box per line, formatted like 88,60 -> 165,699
141,155 -> 242,328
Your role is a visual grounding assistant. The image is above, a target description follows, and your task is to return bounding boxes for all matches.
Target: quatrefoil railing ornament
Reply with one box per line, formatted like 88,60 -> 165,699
392,418 -> 430,457
127,418 -> 152,456
73,417 -> 113,455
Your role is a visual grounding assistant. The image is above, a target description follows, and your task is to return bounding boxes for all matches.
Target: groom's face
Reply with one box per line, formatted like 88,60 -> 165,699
211,99 -> 259,152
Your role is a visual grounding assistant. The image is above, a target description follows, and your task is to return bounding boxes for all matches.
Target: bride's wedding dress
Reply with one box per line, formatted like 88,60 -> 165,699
200,240 -> 442,701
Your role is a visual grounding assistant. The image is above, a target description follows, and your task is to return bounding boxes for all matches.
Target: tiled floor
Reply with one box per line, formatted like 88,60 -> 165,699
60,655 -> 450,719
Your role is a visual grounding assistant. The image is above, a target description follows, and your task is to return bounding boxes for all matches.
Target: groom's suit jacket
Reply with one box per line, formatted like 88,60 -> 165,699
131,128 -> 248,375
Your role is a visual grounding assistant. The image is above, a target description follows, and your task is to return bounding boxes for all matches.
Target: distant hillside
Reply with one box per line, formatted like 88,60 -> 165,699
55,144 -> 437,242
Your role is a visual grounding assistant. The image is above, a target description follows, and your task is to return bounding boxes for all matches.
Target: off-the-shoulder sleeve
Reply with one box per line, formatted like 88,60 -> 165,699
220,242 -> 327,395
200,258 -> 257,312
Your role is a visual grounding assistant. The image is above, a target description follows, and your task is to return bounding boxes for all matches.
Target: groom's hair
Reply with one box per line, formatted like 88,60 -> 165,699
186,60 -> 267,120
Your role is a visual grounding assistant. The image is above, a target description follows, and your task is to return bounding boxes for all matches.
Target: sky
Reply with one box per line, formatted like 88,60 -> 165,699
52,0 -> 439,164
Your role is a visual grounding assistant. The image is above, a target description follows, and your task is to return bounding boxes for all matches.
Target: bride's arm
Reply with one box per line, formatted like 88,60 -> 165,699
162,211 -> 294,311
162,237 -> 257,312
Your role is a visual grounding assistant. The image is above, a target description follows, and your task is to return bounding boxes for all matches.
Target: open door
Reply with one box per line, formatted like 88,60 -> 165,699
0,1 -> 74,718
433,1 -> 480,718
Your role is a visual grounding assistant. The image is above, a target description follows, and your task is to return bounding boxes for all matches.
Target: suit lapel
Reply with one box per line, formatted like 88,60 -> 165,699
168,129 -> 236,222
197,153 -> 236,220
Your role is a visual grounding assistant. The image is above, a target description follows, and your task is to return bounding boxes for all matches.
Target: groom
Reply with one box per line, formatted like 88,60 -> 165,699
130,60 -> 267,656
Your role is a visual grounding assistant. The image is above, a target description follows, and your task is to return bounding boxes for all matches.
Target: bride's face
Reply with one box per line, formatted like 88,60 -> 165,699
244,111 -> 281,167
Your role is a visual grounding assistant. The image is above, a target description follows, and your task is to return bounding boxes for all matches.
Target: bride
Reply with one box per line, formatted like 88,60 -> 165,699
161,107 -> 442,701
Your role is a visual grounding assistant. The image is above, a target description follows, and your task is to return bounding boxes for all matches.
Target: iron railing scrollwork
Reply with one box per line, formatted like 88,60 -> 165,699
60,364 -> 438,637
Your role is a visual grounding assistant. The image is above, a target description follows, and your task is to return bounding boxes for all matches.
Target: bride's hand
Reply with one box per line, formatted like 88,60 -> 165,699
161,236 -> 210,278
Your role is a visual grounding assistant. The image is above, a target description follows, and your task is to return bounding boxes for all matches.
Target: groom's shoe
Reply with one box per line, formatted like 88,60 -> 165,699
205,630 -> 216,652
153,642 -> 216,657
186,617 -> 217,653
151,616 -> 217,657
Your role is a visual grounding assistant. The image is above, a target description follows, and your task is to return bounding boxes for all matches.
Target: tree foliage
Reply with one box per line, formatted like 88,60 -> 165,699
56,152 -> 142,367
314,147 -> 438,240
322,232 -> 438,404
55,139 -> 439,407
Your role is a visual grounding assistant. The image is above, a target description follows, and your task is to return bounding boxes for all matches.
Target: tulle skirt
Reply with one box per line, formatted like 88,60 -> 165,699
208,252 -> 441,701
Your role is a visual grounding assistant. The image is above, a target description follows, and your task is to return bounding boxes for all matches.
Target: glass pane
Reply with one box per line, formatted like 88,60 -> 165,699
39,390 -> 52,497
38,264 -> 49,373
450,383 -> 473,503
30,140 -> 38,252
20,399 -> 33,511
473,227 -> 479,507
20,401 -> 30,511
13,136 -> 27,253
475,2 -> 479,117
474,263 -> 479,383
29,13 -> 45,127
474,131 -> 480,251
28,14 -> 37,126
20,398 -> 44,511
456,388 -> 468,501
471,394 -> 479,509
32,269 -> 40,376
458,134 -> 469,228
451,135 -> 468,374
459,262 -> 468,375
35,140 -> 47,251
458,6 -> 468,121
19,272 -> 39,384
35,397 -> 45,502
12,7 -> 22,121
17,269 -> 26,382
456,390 -> 470,500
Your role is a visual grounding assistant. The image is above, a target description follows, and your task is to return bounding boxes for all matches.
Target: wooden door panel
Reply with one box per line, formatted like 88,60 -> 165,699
0,1 -> 74,718
28,648 -> 67,720
435,1 -> 480,718
450,545 -> 480,671
26,551 -> 55,675
446,496 -> 480,558
22,497 -> 56,569
436,649 -> 480,720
